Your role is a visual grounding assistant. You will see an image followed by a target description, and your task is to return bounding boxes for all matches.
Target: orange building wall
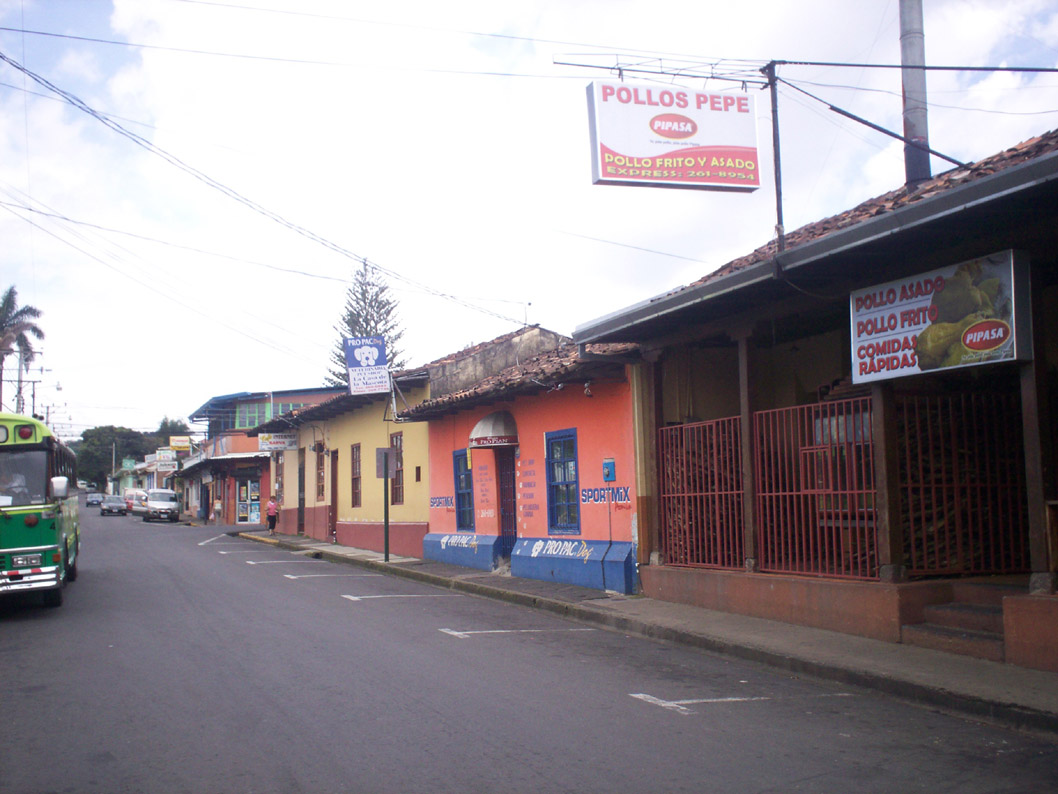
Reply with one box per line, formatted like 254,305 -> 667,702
427,378 -> 636,544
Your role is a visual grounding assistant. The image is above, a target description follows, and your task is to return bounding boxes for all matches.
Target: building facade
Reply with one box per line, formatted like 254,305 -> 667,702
402,342 -> 640,593
573,129 -> 1058,672
181,387 -> 345,525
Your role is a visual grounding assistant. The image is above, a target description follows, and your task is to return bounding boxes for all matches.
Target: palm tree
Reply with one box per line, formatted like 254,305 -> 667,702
0,286 -> 45,412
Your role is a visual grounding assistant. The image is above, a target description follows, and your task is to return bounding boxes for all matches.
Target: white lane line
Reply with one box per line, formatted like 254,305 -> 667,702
218,550 -> 273,554
439,628 -> 597,639
341,594 -> 462,602
247,560 -> 326,565
198,535 -> 229,546
630,692 -> 855,716
283,573 -> 384,580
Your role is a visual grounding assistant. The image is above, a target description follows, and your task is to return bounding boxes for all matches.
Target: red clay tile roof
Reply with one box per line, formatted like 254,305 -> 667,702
674,127 -> 1058,295
401,341 -> 638,418
420,324 -> 568,368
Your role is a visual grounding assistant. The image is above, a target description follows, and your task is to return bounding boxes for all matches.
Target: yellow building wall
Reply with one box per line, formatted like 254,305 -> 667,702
270,387 -> 430,548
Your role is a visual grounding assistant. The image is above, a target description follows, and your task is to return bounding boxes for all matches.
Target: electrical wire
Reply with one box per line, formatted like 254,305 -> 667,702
0,48 -> 525,328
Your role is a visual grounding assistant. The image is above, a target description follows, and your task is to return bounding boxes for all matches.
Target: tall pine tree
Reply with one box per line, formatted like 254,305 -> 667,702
326,263 -> 407,386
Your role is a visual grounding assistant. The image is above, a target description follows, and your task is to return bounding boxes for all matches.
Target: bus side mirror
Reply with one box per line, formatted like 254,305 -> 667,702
51,476 -> 69,499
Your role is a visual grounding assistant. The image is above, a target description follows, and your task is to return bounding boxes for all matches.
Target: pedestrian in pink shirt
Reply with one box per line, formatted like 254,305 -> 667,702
266,496 -> 278,536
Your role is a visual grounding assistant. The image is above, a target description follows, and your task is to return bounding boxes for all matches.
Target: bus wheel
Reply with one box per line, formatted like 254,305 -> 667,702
66,545 -> 78,582
43,588 -> 63,608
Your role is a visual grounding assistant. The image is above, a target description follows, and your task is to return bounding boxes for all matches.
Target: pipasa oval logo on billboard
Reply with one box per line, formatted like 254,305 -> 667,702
961,318 -> 1012,352
650,113 -> 697,139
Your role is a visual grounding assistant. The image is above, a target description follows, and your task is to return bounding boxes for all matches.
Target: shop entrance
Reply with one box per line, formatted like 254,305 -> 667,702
496,447 -> 517,558
236,477 -> 261,524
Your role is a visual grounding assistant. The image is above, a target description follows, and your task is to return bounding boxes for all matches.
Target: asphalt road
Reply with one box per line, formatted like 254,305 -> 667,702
2,508 -> 1056,793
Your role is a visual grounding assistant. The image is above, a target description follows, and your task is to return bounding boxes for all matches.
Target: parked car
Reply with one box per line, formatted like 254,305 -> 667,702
85,492 -> 103,506
128,490 -> 148,516
143,488 -> 180,522
100,494 -> 127,516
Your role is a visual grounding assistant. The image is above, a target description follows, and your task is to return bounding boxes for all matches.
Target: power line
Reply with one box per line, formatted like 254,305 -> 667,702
0,48 -> 524,328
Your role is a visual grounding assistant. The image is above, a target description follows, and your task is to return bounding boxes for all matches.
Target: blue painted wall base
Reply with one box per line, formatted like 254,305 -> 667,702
422,533 -> 502,571
511,538 -> 637,594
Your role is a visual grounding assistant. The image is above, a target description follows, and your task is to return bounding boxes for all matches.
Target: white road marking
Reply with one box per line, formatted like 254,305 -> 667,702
341,594 -> 462,602
246,560 -> 326,565
198,535 -> 229,546
283,573 -> 383,580
630,692 -> 855,716
218,550 -> 273,554
439,628 -> 596,639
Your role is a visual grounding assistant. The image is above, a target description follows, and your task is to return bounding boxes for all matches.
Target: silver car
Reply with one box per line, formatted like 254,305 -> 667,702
100,494 -> 127,515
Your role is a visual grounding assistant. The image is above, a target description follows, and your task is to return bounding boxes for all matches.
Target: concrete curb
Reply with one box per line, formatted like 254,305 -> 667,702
237,532 -> 1058,737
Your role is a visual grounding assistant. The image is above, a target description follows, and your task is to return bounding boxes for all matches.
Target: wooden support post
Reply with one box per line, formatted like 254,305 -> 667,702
1021,264 -> 1057,593
738,332 -> 758,571
871,381 -> 905,582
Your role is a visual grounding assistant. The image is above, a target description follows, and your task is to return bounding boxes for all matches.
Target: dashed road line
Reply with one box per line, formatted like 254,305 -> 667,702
439,628 -> 596,639
341,594 -> 462,602
283,573 -> 384,580
630,691 -> 855,715
247,560 -> 326,565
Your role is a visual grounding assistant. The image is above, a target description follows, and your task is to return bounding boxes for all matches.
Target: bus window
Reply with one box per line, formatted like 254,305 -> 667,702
0,451 -> 47,506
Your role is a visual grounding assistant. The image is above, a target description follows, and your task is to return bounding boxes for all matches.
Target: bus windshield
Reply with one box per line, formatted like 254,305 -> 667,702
0,450 -> 48,506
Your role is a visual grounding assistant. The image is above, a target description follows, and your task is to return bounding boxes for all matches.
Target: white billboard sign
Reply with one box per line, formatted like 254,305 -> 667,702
850,250 -> 1030,384
587,80 -> 759,191
343,336 -> 390,396
258,432 -> 298,452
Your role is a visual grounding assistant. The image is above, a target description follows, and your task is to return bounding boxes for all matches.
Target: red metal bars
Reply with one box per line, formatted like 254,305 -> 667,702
897,392 -> 1028,575
657,391 -> 1027,581
658,418 -> 744,569
754,397 -> 877,579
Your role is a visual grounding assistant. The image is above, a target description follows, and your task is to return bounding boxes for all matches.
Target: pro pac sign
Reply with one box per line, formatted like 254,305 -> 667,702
587,80 -> 759,191
343,336 -> 390,396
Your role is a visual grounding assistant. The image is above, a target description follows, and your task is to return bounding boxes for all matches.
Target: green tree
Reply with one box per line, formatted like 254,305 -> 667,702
75,426 -> 157,487
0,285 -> 45,412
73,419 -> 191,487
151,417 -> 191,449
326,263 -> 407,386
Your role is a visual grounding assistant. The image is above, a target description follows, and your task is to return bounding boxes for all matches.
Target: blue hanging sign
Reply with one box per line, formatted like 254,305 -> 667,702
343,336 -> 390,395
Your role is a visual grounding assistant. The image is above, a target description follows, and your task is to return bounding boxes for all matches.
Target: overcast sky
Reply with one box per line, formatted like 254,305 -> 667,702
1,0 -> 1056,440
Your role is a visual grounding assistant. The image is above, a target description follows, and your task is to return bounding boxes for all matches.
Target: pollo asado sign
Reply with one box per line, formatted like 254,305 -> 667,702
586,80 -> 759,191
850,250 -> 1031,384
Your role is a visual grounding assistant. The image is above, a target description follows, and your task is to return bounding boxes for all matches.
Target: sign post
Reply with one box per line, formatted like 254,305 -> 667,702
376,448 -> 396,562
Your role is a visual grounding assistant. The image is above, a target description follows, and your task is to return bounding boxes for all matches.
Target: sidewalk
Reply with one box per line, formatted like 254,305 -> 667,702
234,528 -> 1058,737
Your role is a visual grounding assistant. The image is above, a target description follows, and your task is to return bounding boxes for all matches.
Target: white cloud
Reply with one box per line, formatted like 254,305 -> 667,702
0,0 -> 1055,438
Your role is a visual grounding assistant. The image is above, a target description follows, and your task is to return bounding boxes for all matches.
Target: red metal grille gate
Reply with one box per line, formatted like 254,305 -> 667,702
755,398 -> 877,579
897,392 -> 1028,575
658,392 -> 1028,581
658,418 -> 744,568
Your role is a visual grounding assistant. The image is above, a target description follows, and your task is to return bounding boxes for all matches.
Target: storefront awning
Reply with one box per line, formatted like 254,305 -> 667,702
469,411 -> 518,448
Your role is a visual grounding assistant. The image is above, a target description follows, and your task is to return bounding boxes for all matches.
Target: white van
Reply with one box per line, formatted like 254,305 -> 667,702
143,488 -> 180,522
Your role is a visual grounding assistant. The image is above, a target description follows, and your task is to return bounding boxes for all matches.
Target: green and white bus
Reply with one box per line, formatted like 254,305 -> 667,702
0,412 -> 80,607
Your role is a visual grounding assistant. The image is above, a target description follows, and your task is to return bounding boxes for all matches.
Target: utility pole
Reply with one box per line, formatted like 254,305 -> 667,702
762,61 -> 786,255
900,0 -> 931,186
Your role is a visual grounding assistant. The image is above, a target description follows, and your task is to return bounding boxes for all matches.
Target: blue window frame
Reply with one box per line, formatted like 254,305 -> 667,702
545,429 -> 579,534
453,450 -> 474,531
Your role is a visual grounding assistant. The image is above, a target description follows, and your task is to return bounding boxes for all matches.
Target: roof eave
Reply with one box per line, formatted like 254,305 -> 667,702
573,148 -> 1058,345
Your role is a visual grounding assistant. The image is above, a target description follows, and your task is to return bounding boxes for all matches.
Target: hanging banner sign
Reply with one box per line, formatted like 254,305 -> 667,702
258,432 -> 297,451
850,250 -> 1031,384
342,336 -> 390,396
169,436 -> 191,451
586,80 -> 759,191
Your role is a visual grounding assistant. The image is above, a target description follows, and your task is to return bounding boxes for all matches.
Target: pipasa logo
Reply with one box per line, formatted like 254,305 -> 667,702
650,113 -> 697,139
961,319 -> 1012,352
